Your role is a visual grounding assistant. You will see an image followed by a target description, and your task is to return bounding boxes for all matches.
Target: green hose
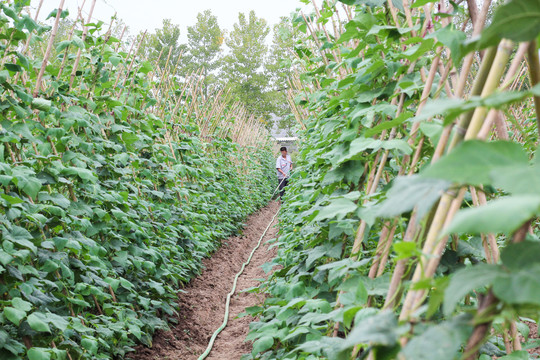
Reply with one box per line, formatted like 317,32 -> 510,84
197,207 -> 280,360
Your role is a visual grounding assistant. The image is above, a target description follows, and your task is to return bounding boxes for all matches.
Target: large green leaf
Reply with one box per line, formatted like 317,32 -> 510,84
490,164 -> 540,195
81,338 -> 98,355
480,0 -> 540,47
11,297 -> 32,312
498,351 -> 532,360
375,175 -> 450,220
493,265 -> 540,306
13,175 -> 42,198
31,98 -> 51,112
340,311 -> 398,349
500,241 -> 540,271
26,313 -> 51,333
443,264 -> 503,316
4,225 -> 37,253
252,336 -> 274,356
336,137 -> 412,165
421,141 -> 528,186
27,348 -> 51,360
445,195 -> 540,235
4,307 -> 26,325
314,198 -> 358,221
402,316 -> 472,360
61,167 -> 98,183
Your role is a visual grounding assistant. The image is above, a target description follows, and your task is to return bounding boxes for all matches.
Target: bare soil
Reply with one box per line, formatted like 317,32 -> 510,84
128,201 -> 279,360
527,321 -> 540,356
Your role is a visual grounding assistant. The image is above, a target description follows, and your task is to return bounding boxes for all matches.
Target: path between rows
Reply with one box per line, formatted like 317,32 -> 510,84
129,201 -> 280,360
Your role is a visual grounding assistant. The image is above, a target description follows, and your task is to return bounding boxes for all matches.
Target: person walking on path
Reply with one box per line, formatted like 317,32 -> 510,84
276,146 -> 293,199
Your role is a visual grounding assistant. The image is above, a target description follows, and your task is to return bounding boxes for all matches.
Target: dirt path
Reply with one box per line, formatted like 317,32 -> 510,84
128,201 -> 280,360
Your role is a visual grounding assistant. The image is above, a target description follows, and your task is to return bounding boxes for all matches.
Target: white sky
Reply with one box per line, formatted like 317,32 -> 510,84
31,0 -> 309,42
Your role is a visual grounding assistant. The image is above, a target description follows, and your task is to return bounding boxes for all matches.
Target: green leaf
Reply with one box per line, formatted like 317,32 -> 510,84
490,163 -> 540,195
121,132 -> 138,145
4,307 -> 26,325
401,316 -> 472,360
443,264 -> 503,316
55,40 -> 72,52
500,241 -> 540,271
1,194 -> 24,205
31,98 -> 51,112
46,313 -> 69,332
431,26 -> 466,64
139,61 -> 153,74
446,195 -> 540,235
498,351 -> 531,360
0,70 -> 9,84
109,55 -> 122,66
46,8 -> 69,20
71,35 -> 85,49
104,277 -> 120,292
38,192 -> 71,208
14,176 -> 42,198
27,348 -> 51,360
493,265 -> 540,306
314,198 -> 358,221
61,167 -> 98,183
375,175 -> 451,220
480,0 -> 540,47
421,140 -> 528,186
0,250 -> 13,266
252,336 -> 274,355
4,225 -> 37,253
81,338 -> 98,354
338,137 -> 412,164
26,313 -> 51,333
11,297 -> 32,312
340,311 -> 398,349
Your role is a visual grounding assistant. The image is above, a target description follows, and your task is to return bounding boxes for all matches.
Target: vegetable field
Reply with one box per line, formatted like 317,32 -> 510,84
247,0 -> 540,359
3,0 -> 540,359
0,1 -> 275,359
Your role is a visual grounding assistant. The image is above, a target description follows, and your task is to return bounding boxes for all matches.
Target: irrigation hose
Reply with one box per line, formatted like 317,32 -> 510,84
197,180 -> 285,360
272,176 -> 288,198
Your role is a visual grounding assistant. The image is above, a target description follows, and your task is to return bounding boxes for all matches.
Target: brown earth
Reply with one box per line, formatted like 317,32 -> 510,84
526,321 -> 540,356
128,201 -> 280,360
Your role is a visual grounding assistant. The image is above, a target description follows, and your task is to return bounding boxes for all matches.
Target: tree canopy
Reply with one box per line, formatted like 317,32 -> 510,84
138,9 -> 295,127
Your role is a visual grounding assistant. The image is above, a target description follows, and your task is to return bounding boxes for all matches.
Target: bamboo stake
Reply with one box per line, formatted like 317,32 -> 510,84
68,0 -> 97,88
34,0 -> 66,97
526,40 -> 540,138
399,40 -> 515,323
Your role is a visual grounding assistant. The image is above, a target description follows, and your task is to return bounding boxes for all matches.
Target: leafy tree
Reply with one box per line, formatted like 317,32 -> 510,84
184,10 -> 224,95
265,17 -> 299,134
222,11 -> 272,121
139,19 -> 186,76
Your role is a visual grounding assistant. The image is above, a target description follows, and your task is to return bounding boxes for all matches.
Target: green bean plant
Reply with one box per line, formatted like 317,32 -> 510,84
246,0 -> 540,359
0,1 -> 275,359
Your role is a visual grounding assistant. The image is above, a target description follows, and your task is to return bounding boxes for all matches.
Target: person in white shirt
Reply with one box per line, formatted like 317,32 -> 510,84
276,146 -> 293,199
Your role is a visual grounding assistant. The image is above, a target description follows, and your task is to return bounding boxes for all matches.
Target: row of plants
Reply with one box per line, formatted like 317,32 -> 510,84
0,1 -> 275,359
246,0 -> 540,359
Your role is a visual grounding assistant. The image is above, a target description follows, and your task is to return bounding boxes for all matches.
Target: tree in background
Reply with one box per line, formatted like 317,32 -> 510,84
139,19 -> 186,76
184,10 -> 224,96
265,17 -> 299,134
221,11 -> 272,122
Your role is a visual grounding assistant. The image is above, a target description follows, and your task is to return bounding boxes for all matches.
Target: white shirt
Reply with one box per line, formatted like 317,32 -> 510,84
276,155 -> 292,179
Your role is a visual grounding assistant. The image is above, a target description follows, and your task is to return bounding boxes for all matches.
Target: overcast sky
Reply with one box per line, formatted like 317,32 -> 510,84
31,0 -> 309,42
